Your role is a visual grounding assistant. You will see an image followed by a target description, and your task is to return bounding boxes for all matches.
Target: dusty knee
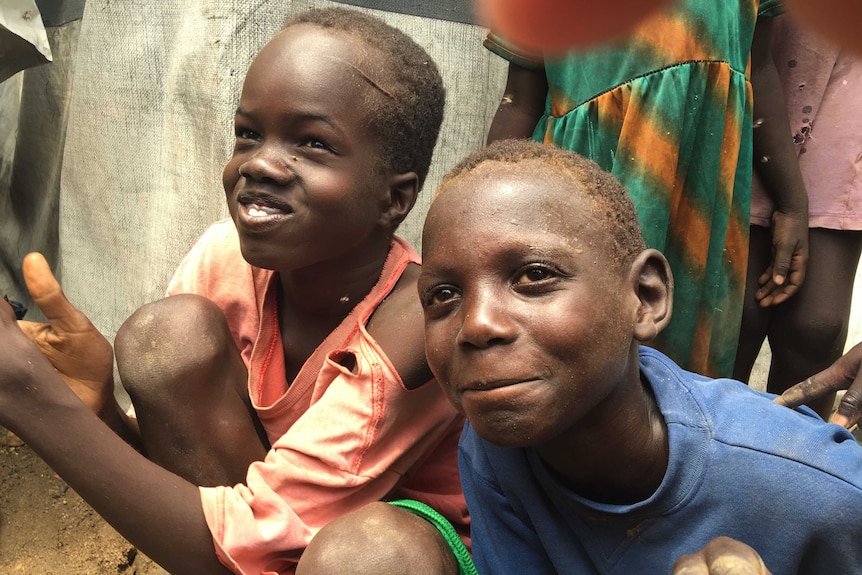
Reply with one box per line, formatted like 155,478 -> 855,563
297,502 -> 458,575
115,294 -> 236,400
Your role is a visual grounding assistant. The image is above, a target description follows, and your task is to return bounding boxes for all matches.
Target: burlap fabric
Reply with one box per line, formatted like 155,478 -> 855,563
33,0 -> 505,340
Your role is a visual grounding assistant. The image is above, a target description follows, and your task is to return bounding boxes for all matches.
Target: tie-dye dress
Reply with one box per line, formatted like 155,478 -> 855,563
485,0 -> 783,377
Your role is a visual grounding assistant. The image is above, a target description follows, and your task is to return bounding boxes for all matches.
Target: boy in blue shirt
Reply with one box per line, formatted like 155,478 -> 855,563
415,139 -> 862,574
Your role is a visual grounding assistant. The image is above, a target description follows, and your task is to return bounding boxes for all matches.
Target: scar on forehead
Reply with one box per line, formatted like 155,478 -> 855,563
320,54 -> 394,99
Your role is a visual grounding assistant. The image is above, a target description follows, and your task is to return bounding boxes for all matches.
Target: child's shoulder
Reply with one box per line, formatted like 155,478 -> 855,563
367,260 -> 433,390
168,219 -> 257,296
641,348 -> 862,484
178,218 -> 244,269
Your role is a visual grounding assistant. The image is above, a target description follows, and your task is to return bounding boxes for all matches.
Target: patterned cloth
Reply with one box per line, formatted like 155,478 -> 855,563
750,14 -> 862,230
486,0 -> 782,377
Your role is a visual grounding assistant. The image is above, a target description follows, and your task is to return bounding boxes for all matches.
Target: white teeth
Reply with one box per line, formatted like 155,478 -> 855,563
246,202 -> 285,217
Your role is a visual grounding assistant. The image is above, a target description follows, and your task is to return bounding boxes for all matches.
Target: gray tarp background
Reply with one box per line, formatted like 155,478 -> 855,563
6,0 -> 859,396
1,0 -> 507,347
1,0 -> 75,324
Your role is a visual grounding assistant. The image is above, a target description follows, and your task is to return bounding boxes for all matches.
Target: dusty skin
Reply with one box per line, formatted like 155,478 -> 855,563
0,438 -> 161,574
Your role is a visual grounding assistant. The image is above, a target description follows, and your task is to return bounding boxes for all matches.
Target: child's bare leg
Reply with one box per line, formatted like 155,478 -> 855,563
295,502 -> 459,575
733,225 -> 773,383
115,294 -> 268,486
766,229 -> 862,419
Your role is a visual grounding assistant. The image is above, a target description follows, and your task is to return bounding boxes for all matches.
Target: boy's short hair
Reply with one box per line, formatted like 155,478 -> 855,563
440,139 -> 646,267
285,8 -> 445,190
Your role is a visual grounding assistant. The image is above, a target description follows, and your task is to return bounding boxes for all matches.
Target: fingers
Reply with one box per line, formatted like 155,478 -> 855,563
774,343 -> 862,428
774,375 -> 834,409
22,252 -> 60,300
22,252 -> 89,332
768,247 -> 790,288
672,537 -> 770,575
832,394 -> 862,429
754,273 -> 802,307
758,211 -> 808,307
756,265 -> 774,290
755,251 -> 806,307
831,367 -> 862,428
767,227 -> 797,289
755,278 -> 800,307
755,263 -> 804,306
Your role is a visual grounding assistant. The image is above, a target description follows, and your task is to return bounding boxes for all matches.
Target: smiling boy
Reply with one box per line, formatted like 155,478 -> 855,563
417,139 -> 862,574
0,8 -> 469,575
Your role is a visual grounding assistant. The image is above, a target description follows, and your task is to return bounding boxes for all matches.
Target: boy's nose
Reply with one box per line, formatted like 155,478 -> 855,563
455,290 -> 518,349
238,146 -> 296,185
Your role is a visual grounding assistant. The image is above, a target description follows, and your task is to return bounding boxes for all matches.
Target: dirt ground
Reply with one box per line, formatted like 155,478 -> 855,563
0,436 -> 163,574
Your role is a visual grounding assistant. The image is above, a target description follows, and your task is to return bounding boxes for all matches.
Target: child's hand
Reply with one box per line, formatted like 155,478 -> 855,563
671,536 -> 771,574
754,210 -> 808,307
775,341 -> 862,429
17,253 -> 116,415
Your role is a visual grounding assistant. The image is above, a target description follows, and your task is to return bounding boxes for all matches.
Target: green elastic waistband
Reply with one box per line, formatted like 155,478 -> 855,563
388,499 -> 478,575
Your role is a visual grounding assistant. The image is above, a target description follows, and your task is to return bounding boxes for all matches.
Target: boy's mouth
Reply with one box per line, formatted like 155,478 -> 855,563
246,202 -> 286,217
237,192 -> 293,217
462,377 -> 539,393
235,192 -> 294,230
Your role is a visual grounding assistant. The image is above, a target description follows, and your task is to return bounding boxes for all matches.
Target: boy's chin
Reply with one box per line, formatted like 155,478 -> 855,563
469,415 -> 556,449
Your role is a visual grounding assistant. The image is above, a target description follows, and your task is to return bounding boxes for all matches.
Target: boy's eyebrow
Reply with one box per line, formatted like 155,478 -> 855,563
422,241 -> 581,276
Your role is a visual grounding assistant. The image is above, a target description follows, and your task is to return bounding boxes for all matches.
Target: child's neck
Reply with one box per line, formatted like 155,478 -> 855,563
536,360 -> 669,505
274,238 -> 393,382
278,237 -> 393,319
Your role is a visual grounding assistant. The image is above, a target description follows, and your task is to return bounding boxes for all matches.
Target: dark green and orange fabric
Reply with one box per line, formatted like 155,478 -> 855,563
486,0 -> 783,378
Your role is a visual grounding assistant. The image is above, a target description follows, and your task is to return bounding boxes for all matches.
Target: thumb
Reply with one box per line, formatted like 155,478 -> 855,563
21,252 -> 85,331
770,245 -> 790,286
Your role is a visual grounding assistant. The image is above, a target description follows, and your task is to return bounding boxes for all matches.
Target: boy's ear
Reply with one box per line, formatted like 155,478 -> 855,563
628,249 -> 673,343
379,172 -> 419,229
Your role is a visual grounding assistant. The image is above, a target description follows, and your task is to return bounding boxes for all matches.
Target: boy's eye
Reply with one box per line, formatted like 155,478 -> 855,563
235,128 -> 259,140
513,265 -> 555,285
300,138 -> 332,151
424,285 -> 461,306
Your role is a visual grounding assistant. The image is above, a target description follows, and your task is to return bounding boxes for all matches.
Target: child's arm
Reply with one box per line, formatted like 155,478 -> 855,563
749,16 -> 809,307
0,299 -> 232,575
486,61 -> 548,144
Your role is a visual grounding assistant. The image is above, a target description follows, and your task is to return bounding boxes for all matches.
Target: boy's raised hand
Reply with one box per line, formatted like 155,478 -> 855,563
672,536 -> 771,575
17,253 -> 116,415
775,341 -> 862,429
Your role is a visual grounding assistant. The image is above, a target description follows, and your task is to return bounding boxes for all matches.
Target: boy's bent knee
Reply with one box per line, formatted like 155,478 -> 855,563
117,294 -> 227,341
115,294 -> 238,399
297,502 -> 459,575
